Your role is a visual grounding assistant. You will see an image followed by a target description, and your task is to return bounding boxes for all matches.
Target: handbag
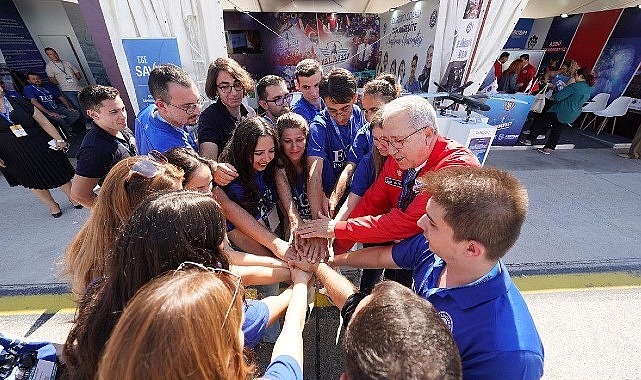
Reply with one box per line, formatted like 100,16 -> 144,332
530,84 -> 549,113
0,333 -> 63,380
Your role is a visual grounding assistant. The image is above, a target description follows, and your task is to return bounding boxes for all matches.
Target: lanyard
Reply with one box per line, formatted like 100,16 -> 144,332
329,107 -> 355,153
1,97 -> 13,124
53,61 -> 68,75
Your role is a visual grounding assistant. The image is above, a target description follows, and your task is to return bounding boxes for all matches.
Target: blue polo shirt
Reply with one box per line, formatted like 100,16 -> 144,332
135,104 -> 198,155
242,300 -> 270,348
262,355 -> 303,380
347,123 -> 372,165
306,105 -> 365,195
291,96 -> 323,124
224,171 -> 278,232
350,152 -> 376,197
392,234 -> 545,380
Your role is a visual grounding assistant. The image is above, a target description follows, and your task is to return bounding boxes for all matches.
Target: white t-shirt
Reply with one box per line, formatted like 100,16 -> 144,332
45,60 -> 82,91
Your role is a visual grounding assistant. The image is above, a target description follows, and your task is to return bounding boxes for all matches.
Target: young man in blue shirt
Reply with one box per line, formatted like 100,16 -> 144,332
291,59 -> 324,124
306,67 -> 365,221
297,166 -> 544,380
23,72 -> 80,133
135,64 -> 201,155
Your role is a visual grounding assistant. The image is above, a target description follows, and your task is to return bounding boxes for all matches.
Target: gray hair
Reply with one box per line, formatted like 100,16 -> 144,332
381,95 -> 439,135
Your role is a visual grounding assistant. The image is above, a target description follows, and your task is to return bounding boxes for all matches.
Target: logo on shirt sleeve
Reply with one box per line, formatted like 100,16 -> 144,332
439,311 -> 454,332
385,176 -> 403,188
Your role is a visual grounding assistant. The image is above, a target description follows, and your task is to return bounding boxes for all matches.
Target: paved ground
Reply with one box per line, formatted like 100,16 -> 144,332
2,126 -> 641,378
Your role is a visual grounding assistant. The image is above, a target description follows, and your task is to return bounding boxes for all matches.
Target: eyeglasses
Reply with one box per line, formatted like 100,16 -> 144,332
264,92 -> 293,106
176,261 -> 242,327
128,150 -> 168,178
165,96 -> 205,115
380,127 -> 427,150
217,81 -> 244,94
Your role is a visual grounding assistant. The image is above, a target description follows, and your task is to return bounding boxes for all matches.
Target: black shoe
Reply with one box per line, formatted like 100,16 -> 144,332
70,200 -> 83,209
51,203 -> 62,218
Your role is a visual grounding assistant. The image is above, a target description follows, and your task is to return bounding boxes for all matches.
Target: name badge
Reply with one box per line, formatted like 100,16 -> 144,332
10,124 -> 27,137
66,76 -> 74,83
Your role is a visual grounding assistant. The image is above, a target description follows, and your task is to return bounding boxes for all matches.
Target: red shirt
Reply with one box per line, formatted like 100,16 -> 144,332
494,60 -> 503,80
333,136 -> 480,253
517,63 -> 536,92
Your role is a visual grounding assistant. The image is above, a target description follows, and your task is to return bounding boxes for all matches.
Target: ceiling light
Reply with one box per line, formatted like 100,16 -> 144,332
560,13 -> 568,18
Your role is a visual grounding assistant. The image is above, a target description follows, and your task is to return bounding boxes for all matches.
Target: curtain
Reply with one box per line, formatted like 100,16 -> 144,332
99,0 -> 227,112
432,0 -> 529,95
467,0 -> 530,94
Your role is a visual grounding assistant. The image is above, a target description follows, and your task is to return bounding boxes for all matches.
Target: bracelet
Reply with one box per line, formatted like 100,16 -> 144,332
56,139 -> 65,143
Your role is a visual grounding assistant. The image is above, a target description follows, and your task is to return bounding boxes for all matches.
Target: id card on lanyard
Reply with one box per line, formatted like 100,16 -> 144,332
2,98 -> 27,137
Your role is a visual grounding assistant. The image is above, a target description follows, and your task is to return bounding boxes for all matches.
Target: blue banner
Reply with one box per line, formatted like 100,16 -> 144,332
0,0 -> 47,80
481,94 -> 534,146
122,38 -> 181,111
504,18 -> 534,49
538,15 -> 581,76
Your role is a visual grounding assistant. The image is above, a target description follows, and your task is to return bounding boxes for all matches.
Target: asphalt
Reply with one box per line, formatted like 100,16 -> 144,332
1,124 -> 641,379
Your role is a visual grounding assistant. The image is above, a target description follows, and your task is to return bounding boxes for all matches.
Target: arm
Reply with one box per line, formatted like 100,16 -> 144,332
307,155 -> 327,219
33,107 -> 67,143
311,263 -> 356,311
270,268 -> 313,366
48,76 -> 60,85
227,248 -> 289,268
58,95 -> 75,110
70,175 -> 99,208
29,98 -> 59,118
213,187 -> 294,260
231,265 -> 291,286
276,168 -> 303,233
211,161 -> 238,186
332,245 -> 398,269
261,287 -> 294,327
334,192 -> 361,221
329,161 -> 356,217
199,141 -> 219,160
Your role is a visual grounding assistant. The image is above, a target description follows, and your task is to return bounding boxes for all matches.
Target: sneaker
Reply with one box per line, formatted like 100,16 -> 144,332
519,139 -> 532,146
536,134 -> 546,140
537,148 -> 552,155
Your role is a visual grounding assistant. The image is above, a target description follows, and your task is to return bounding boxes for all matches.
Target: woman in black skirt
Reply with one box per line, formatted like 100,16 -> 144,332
0,83 -> 80,217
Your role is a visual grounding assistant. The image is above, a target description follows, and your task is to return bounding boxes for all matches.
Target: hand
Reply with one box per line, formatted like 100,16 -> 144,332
0,158 -> 5,168
49,112 -> 61,118
301,237 -> 329,264
55,140 -> 68,150
288,257 -> 319,275
296,211 -> 336,239
213,162 -> 238,186
273,238 -> 298,261
289,265 -> 314,285
328,194 -> 340,219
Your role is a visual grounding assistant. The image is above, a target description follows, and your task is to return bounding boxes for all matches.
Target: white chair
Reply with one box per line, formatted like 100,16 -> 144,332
579,93 -> 610,129
589,96 -> 633,135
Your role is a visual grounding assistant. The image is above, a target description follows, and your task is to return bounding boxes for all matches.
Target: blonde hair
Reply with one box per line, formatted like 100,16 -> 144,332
63,157 -> 183,295
96,270 -> 253,380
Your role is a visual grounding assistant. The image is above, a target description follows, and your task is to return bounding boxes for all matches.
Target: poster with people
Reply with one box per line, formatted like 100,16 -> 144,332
439,0 -> 487,92
537,15 -> 582,77
378,0 -> 439,93
264,12 -> 380,87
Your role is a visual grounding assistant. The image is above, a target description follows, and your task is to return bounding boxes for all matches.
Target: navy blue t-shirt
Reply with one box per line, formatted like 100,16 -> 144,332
75,124 -> 136,183
350,152 -> 376,197
224,171 -> 279,232
291,171 -> 311,220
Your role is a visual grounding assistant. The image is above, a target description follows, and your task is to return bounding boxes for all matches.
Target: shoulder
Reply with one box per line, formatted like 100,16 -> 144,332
261,355 -> 303,380
430,137 -> 481,168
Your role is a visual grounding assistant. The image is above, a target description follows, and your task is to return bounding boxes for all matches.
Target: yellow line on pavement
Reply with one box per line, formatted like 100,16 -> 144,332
0,294 -> 77,316
513,271 -> 641,292
1,271 -> 640,315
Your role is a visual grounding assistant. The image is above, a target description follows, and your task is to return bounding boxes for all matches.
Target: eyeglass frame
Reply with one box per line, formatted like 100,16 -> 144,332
380,126 -> 427,150
175,261 -> 242,327
165,96 -> 205,115
263,92 -> 293,107
128,150 -> 169,179
217,81 -> 245,94
326,103 -> 354,118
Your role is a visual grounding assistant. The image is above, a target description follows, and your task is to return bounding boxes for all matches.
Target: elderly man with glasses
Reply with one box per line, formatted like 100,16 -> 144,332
135,64 -> 202,155
297,95 -> 480,262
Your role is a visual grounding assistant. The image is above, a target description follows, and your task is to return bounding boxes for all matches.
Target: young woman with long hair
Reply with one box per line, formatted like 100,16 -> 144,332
498,59 -> 524,93
64,191 -> 295,380
63,154 -> 184,296
96,266 -> 312,380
